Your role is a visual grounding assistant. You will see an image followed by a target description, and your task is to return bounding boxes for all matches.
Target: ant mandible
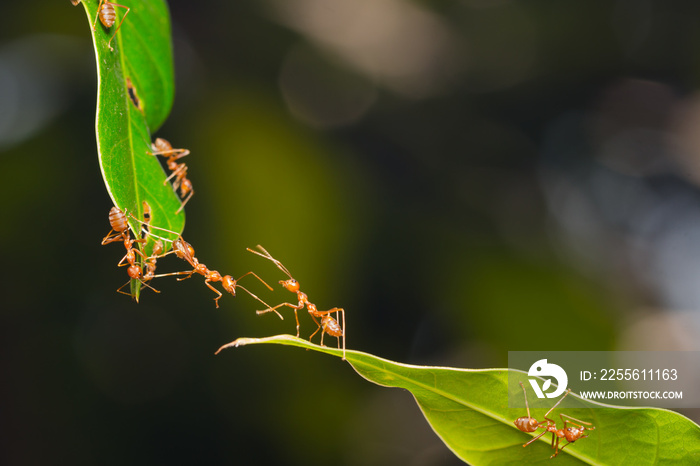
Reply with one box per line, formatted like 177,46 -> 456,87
247,245 -> 346,360
150,138 -> 194,213
515,382 -> 595,458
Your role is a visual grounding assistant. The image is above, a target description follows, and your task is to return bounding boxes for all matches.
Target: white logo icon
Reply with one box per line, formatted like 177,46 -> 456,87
528,359 -> 568,399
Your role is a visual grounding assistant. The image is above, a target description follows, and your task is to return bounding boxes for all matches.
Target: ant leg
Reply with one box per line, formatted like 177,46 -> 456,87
257,303 -> 301,335
101,230 -> 124,245
522,428 -> 550,447
123,216 -> 181,247
176,269 -> 198,281
517,381 -> 535,422
150,148 -> 190,160
203,279 -> 224,308
309,307 -> 345,353
235,271 -> 274,291
549,436 -> 560,458
560,414 -> 594,428
308,314 -> 322,342
117,244 -> 147,267
168,149 -> 191,161
151,270 -> 192,279
175,187 -> 193,214
233,284 -> 279,318
247,245 -> 294,279
552,433 -> 588,459
92,0 -> 105,31
310,308 -> 341,317
543,389 -> 571,419
106,4 -> 130,51
163,164 -> 187,185
552,444 -> 567,459
140,279 -> 160,294
116,278 -> 160,296
339,307 -> 346,359
116,279 -> 133,297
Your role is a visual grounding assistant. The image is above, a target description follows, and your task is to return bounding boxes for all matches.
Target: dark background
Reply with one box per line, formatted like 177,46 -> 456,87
2,1 -> 700,464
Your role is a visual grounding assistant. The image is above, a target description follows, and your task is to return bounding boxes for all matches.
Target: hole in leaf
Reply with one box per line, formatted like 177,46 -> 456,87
126,77 -> 143,112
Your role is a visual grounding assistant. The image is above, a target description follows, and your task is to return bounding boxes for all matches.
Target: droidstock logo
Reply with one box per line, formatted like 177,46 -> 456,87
528,358 -> 568,399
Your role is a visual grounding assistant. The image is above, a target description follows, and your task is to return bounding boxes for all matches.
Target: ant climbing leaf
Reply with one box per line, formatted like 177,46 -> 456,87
74,0 -> 184,300
220,335 -> 700,465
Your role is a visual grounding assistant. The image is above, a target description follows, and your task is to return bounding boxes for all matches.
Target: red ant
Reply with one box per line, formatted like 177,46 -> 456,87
150,138 -> 193,213
172,262 -> 273,309
101,206 -> 131,246
101,206 -> 160,297
86,0 -> 131,52
140,226 -> 273,309
515,382 -> 595,459
141,239 -> 163,282
102,207 -> 148,271
115,240 -> 161,297
247,245 -> 346,360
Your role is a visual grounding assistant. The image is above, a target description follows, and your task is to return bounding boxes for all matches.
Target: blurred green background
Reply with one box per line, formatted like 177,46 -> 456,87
2,1 -> 700,464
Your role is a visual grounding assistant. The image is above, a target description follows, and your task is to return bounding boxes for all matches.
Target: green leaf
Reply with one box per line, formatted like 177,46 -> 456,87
218,335 -> 700,465
75,0 -> 184,299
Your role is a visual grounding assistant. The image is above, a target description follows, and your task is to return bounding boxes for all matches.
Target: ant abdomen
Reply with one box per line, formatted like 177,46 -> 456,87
108,206 -> 129,233
99,3 -> 117,28
322,316 -> 343,337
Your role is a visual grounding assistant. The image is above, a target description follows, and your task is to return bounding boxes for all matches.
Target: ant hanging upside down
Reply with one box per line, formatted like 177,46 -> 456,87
247,245 -> 346,360
514,382 -> 595,459
71,0 -> 131,52
101,206 -> 161,297
149,138 -> 194,214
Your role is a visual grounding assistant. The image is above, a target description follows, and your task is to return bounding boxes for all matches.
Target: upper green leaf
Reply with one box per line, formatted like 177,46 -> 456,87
219,335 -> 700,465
75,0 -> 184,298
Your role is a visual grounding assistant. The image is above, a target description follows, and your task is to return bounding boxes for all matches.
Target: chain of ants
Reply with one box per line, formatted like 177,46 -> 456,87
75,0 -> 347,357
100,137 -> 346,360
87,2 -> 601,459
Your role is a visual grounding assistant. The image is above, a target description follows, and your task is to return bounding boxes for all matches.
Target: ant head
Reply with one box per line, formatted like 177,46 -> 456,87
221,275 -> 236,294
564,427 -> 579,442
127,264 -> 142,279
281,279 -> 300,292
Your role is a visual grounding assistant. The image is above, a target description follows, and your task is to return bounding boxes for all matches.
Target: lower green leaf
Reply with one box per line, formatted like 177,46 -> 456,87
218,335 -> 700,465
